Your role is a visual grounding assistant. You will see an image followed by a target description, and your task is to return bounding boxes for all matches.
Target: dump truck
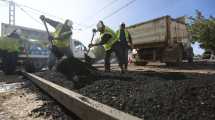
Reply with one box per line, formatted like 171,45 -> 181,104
127,16 -> 194,65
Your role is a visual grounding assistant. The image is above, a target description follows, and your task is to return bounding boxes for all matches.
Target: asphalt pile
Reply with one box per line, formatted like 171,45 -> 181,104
56,57 -> 97,79
35,69 -> 215,120
78,72 -> 215,120
36,71 -> 75,89
34,59 -> 215,120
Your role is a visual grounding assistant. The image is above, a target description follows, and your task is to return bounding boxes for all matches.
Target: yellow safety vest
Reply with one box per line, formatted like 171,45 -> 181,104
53,24 -> 70,48
0,39 -> 3,50
115,29 -> 129,42
100,26 -> 116,51
0,37 -> 20,53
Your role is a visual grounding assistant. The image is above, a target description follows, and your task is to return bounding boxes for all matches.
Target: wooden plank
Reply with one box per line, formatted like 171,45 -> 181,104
23,72 -> 143,120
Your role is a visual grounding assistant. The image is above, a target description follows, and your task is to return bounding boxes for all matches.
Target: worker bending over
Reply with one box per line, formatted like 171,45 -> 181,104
40,15 -> 73,70
115,22 -> 133,73
89,21 -> 120,72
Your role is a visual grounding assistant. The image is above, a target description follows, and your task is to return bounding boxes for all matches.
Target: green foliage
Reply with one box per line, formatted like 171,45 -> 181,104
189,10 -> 215,52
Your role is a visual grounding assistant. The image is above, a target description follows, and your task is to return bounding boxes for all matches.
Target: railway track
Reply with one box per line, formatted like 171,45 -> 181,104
22,71 -> 143,120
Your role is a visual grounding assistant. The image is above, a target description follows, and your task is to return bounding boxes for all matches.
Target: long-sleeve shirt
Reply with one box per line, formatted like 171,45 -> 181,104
45,18 -> 72,40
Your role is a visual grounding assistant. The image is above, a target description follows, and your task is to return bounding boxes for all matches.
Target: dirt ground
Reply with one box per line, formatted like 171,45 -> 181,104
95,61 -> 215,74
36,61 -> 215,120
0,72 -> 78,120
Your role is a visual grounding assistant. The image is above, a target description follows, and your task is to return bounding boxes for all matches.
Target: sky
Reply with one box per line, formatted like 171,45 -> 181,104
0,0 -> 215,55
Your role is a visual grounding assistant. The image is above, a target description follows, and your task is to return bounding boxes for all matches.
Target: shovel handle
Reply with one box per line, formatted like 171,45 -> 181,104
87,31 -> 96,54
41,18 -> 53,46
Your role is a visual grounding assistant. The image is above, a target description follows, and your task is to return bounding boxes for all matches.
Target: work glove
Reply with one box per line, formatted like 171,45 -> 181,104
40,15 -> 46,21
48,35 -> 54,41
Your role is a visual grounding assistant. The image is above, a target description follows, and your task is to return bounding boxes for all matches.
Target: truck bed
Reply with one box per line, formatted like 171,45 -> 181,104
127,16 -> 189,48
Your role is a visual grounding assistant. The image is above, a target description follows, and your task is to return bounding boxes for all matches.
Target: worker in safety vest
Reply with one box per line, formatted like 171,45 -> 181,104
40,15 -> 73,70
115,22 -> 133,73
0,30 -> 21,74
0,38 -> 4,59
0,29 -> 21,54
89,21 -> 120,72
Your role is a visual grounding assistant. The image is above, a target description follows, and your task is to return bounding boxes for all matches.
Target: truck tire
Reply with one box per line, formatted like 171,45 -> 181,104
176,44 -> 183,63
187,47 -> 194,63
24,59 -> 36,73
162,44 -> 183,66
188,57 -> 193,63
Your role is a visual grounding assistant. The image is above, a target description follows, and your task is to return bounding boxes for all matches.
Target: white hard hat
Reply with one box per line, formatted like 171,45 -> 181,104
66,19 -> 73,28
15,29 -> 22,35
96,21 -> 104,31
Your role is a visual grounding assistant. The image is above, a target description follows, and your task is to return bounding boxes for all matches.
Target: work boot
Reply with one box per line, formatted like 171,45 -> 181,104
124,65 -> 128,73
121,69 -> 125,74
105,64 -> 111,72
120,65 -> 125,74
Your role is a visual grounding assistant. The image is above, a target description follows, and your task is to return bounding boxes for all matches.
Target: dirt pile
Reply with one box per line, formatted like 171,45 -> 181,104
56,57 -> 97,79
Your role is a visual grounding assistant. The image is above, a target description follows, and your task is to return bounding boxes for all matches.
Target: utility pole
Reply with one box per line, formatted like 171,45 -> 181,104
9,0 -> 15,25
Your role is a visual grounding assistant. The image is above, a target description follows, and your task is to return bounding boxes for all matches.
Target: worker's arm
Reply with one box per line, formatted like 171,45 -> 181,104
55,31 -> 73,40
90,34 -> 112,47
45,18 -> 62,29
99,34 -> 112,45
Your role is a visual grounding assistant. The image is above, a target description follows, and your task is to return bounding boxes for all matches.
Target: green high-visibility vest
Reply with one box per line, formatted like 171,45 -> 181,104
115,29 -> 129,42
52,24 -> 70,48
0,39 -> 3,50
100,26 -> 116,51
1,37 -> 20,53
5,38 -> 20,53
1,38 -> 10,51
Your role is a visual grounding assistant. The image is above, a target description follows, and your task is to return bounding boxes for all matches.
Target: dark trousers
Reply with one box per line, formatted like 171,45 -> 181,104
2,51 -> 18,74
104,42 -> 121,71
104,49 -> 112,71
48,47 -> 73,70
115,42 -> 129,70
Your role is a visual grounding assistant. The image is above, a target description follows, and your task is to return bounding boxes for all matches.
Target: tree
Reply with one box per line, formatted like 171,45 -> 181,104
189,10 -> 215,52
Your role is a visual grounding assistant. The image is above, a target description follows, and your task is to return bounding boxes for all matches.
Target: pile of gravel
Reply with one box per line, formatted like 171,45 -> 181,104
78,72 -> 215,120
34,62 -> 215,120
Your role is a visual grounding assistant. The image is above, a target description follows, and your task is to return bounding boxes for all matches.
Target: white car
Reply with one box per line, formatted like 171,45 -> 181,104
71,39 -> 95,60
